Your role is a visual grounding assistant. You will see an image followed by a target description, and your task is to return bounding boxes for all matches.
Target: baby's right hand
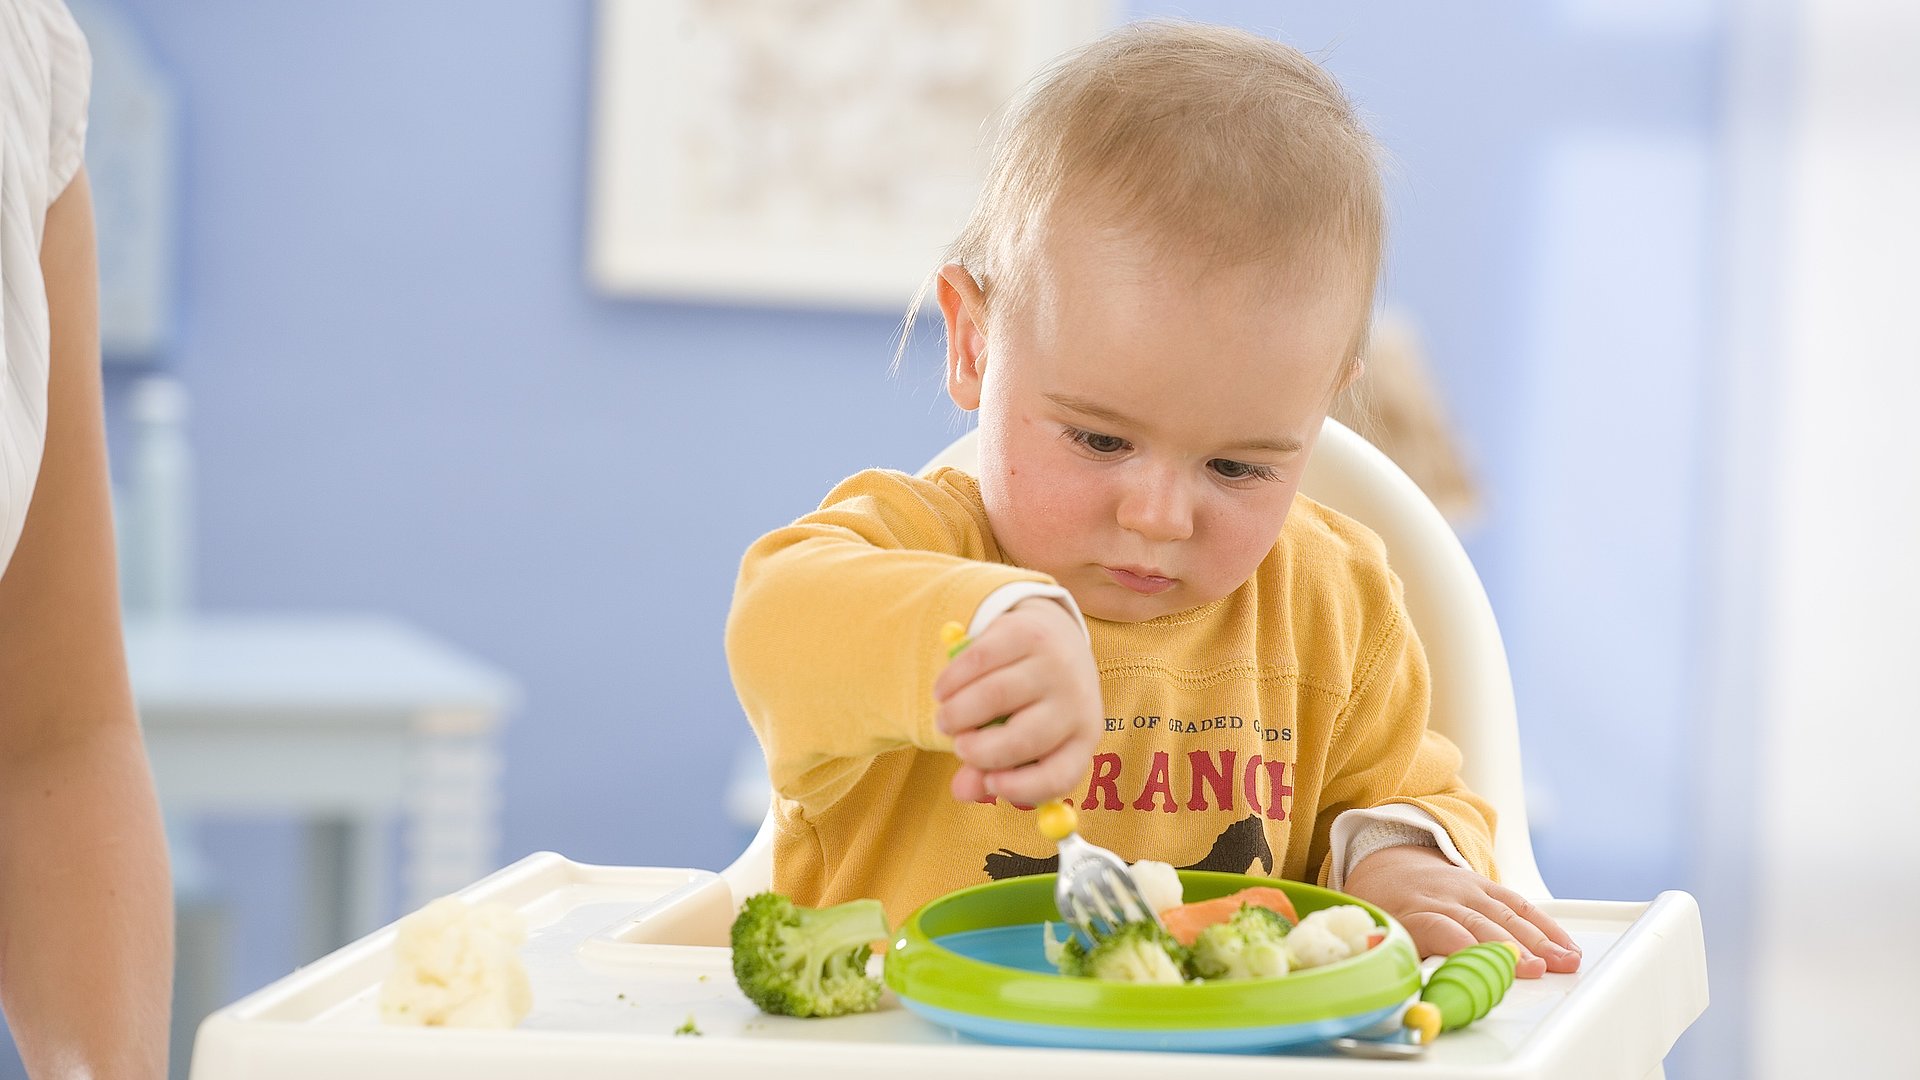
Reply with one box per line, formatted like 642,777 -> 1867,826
934,598 -> 1102,807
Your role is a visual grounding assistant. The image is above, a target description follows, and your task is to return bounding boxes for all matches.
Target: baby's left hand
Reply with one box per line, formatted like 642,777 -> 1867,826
1341,845 -> 1581,978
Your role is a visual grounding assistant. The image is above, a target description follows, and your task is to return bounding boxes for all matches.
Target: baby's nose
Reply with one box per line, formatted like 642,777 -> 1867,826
1116,471 -> 1195,542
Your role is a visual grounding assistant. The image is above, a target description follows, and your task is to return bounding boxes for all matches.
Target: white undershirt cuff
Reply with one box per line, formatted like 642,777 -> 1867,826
1327,803 -> 1470,892
970,582 -> 1088,640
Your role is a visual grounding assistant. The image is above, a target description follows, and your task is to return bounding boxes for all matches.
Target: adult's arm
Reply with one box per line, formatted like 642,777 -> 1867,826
0,167 -> 173,1079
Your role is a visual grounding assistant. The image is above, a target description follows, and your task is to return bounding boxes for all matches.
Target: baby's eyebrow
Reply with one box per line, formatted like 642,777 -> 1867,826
1045,392 -> 1136,430
1220,435 -> 1304,455
1045,392 -> 1303,455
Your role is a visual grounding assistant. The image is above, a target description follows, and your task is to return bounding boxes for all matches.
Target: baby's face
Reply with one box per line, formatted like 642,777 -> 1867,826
950,226 -> 1364,623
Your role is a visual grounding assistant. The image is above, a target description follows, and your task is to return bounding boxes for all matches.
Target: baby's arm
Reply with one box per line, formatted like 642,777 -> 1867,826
726,471 -> 1058,810
1315,610 -> 1579,977
934,595 -> 1102,806
1343,846 -> 1579,977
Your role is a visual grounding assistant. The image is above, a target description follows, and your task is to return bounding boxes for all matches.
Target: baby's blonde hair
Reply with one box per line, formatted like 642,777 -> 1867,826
916,19 -> 1385,374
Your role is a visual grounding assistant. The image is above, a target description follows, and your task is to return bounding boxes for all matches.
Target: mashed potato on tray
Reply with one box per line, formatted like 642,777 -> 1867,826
379,896 -> 533,1028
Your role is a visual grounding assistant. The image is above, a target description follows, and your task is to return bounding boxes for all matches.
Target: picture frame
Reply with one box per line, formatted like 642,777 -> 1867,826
587,0 -> 1114,311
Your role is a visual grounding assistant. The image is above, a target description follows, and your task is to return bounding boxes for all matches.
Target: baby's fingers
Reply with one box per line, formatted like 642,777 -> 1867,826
953,704 -> 1067,772
931,626 -> 1020,704
977,725 -> 1097,807
1453,907 -> 1549,978
1398,910 -> 1479,961
980,758 -> 1076,807
1487,884 -> 1581,962
1471,889 -> 1580,974
935,659 -> 1041,736
949,763 -> 991,803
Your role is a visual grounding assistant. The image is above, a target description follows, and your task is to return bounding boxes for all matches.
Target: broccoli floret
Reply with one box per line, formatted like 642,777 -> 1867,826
1081,920 -> 1190,984
1042,921 -> 1093,977
1058,936 -> 1092,978
1189,903 -> 1292,981
729,892 -> 889,1018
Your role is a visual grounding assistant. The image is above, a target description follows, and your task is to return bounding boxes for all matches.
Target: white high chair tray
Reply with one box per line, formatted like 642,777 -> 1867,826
188,852 -> 1706,1080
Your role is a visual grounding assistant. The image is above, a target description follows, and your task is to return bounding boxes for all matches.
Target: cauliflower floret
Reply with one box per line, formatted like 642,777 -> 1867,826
380,896 -> 532,1028
1285,920 -> 1352,970
1126,859 -> 1183,915
1307,904 -> 1377,955
1285,905 -> 1379,969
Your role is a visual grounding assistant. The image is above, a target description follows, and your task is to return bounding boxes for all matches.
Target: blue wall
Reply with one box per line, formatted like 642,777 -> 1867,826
1157,1 -> 1721,906
53,2 -> 1725,1067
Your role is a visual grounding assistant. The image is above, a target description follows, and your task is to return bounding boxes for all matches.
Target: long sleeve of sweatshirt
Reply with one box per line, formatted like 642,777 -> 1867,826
1304,602 -> 1498,885
725,469 -> 1054,813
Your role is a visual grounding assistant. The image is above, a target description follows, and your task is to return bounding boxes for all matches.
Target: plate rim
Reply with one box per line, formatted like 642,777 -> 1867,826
884,870 -> 1422,1033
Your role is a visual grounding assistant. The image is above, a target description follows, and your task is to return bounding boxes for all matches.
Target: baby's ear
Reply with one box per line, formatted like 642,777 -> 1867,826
938,265 -> 988,411
1335,355 -> 1366,395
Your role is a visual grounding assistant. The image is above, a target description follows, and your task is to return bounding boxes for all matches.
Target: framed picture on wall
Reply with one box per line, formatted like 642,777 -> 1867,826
587,0 -> 1113,311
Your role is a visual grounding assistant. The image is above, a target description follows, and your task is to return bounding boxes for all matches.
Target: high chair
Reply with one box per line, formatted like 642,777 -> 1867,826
188,419 -> 1705,1079
721,416 -> 1550,903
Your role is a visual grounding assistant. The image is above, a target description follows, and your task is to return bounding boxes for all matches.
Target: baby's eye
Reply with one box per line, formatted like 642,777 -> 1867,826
1210,458 -> 1280,482
1068,429 -> 1129,455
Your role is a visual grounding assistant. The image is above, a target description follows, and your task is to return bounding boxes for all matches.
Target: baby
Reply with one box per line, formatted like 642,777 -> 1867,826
727,19 -> 1578,977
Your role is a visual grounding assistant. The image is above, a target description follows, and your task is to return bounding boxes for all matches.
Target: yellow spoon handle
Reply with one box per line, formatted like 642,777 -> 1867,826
939,621 -> 969,658
1036,800 -> 1078,841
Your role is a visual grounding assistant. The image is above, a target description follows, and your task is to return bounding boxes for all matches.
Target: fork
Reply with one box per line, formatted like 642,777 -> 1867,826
1036,800 -> 1163,940
937,622 -> 1160,940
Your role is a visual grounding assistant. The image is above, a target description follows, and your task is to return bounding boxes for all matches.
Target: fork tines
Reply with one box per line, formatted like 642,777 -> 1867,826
1058,845 -> 1160,941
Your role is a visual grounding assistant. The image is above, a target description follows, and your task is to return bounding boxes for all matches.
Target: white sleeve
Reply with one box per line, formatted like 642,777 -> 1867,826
967,581 -> 1088,640
40,0 -> 94,202
1326,803 -> 1471,892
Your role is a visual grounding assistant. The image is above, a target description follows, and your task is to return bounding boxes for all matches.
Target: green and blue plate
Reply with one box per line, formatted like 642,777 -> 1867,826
884,870 -> 1420,1052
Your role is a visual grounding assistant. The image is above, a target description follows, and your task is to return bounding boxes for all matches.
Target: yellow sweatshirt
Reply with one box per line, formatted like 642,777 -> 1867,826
726,468 -> 1496,926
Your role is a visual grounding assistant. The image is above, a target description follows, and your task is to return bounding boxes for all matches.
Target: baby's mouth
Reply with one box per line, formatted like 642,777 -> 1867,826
1104,566 -> 1176,596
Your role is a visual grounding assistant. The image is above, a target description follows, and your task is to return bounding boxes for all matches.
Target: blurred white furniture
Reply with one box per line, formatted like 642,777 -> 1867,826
725,416 -> 1549,902
126,612 -> 518,958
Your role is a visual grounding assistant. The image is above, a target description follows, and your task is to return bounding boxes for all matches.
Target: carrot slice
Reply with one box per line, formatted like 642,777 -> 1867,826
1159,886 -> 1300,947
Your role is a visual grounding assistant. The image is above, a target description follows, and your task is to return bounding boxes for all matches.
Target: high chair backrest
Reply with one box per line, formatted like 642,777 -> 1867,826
720,417 -> 1549,903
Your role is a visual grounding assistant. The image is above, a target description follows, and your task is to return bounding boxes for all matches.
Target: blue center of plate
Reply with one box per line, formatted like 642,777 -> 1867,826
931,924 -> 1067,974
